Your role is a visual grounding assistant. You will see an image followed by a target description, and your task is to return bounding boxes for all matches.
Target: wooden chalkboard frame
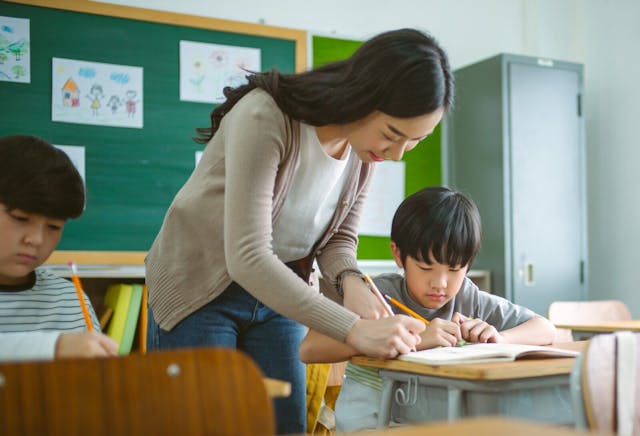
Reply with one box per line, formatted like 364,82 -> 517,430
2,0 -> 307,265
6,0 -> 307,72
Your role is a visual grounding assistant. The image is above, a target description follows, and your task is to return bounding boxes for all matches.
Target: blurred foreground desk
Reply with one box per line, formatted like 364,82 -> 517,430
345,416 -> 599,436
351,342 -> 585,428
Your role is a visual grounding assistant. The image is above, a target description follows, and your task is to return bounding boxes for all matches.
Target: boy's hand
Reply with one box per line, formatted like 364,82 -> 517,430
418,318 -> 462,348
342,275 -> 389,319
346,315 -> 425,359
452,312 -> 505,343
55,331 -> 119,359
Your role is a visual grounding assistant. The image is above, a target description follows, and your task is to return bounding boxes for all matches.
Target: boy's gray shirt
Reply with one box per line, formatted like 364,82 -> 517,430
374,273 -> 537,329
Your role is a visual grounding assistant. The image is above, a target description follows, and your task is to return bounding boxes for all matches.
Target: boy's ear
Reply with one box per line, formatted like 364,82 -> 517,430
390,242 -> 403,269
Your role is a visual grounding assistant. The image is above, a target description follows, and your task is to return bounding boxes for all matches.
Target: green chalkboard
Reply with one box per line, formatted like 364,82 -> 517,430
312,34 -> 442,260
0,0 -> 304,251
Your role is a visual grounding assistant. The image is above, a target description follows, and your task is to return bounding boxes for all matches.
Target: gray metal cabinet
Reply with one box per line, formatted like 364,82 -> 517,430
444,53 -> 587,315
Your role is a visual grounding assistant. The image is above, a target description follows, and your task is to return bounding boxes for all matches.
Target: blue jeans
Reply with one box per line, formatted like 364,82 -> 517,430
147,282 -> 306,434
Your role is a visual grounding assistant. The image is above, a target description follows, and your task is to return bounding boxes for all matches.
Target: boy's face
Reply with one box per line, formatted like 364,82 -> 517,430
391,242 -> 469,310
0,204 -> 65,286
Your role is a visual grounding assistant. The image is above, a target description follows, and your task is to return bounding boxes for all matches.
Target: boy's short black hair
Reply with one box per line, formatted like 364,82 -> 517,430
0,135 -> 85,219
391,186 -> 481,268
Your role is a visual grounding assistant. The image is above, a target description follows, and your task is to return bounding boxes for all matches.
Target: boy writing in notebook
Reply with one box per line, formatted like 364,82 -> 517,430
0,135 -> 118,361
299,186 -> 556,431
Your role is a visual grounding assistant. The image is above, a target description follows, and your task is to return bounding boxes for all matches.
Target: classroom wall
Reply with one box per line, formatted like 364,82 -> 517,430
95,0 -> 640,317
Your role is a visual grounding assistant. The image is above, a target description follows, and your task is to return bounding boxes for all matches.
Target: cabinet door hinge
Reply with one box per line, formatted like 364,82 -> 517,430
580,260 -> 585,284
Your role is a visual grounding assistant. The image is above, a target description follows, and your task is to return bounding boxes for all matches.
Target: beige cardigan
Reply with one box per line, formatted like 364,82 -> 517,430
145,89 -> 375,342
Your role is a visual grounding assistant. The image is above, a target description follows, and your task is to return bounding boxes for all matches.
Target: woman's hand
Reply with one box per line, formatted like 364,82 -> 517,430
55,331 -> 119,359
345,316 -> 425,359
452,312 -> 505,343
342,275 -> 389,319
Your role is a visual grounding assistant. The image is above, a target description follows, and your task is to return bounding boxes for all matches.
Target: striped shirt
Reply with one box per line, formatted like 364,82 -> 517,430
0,269 -> 100,361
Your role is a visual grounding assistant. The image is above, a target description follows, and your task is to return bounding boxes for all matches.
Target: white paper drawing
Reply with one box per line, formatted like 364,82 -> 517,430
359,161 -> 406,237
0,16 -> 30,83
180,40 -> 261,104
54,144 -> 86,183
52,57 -> 143,128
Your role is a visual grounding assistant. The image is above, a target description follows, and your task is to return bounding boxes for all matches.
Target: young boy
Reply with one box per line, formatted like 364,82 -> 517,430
299,186 -> 556,431
0,135 -> 118,361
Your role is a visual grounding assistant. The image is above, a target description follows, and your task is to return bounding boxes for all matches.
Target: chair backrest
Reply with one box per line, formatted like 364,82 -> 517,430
0,347 -> 275,436
548,300 -> 632,342
570,331 -> 640,435
548,300 -> 632,325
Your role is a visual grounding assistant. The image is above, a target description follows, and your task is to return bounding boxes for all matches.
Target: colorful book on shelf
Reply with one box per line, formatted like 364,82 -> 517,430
137,284 -> 148,354
397,343 -> 580,366
104,283 -> 133,350
118,283 -> 144,355
99,307 -> 114,330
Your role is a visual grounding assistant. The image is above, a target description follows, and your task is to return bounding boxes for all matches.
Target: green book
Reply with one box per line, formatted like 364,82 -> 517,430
118,283 -> 144,355
104,284 -> 133,350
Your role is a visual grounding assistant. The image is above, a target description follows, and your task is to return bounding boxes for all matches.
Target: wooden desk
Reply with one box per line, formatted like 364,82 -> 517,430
555,320 -> 640,340
264,377 -> 291,398
345,416 -> 600,436
351,342 -> 585,428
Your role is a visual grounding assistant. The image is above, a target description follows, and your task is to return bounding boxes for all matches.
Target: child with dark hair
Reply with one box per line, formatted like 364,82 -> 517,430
146,28 -> 453,433
0,135 -> 118,361
299,186 -> 556,431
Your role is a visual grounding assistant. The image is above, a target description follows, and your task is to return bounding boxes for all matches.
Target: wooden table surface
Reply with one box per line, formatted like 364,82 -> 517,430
555,320 -> 640,333
343,416 -> 604,435
263,377 -> 291,398
351,342 -> 586,381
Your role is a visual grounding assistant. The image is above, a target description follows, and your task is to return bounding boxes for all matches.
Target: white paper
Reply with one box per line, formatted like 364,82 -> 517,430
0,16 -> 30,83
397,343 -> 579,365
195,150 -> 203,166
51,57 -> 143,128
180,40 -> 261,104
54,144 -> 85,183
359,161 -> 406,237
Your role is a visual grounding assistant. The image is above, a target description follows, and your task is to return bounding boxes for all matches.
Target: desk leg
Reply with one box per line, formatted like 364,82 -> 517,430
446,386 -> 463,421
377,377 -> 395,428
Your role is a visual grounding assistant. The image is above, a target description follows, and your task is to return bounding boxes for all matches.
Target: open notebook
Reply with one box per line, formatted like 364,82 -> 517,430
397,343 -> 580,365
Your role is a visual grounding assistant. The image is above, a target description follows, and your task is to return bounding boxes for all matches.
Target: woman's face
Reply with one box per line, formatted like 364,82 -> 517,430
347,107 -> 444,162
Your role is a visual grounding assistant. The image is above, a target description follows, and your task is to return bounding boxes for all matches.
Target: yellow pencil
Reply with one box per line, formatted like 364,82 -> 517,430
382,292 -> 430,325
363,274 -> 394,317
68,261 -> 94,331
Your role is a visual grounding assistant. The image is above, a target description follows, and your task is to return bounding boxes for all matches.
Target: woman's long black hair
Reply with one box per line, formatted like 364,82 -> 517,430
195,28 -> 453,144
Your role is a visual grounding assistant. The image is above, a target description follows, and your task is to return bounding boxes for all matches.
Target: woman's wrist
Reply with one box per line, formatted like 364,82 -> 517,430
336,270 -> 365,297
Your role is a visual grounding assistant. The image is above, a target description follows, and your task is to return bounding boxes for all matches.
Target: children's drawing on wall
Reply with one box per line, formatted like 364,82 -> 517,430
179,40 -> 261,104
0,16 -> 30,83
51,57 -> 143,128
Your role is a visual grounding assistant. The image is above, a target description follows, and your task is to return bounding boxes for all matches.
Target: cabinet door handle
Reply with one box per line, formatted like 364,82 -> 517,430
524,262 -> 535,286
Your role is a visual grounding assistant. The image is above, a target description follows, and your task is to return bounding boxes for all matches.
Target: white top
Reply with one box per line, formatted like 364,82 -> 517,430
272,122 -> 351,261
0,269 -> 100,361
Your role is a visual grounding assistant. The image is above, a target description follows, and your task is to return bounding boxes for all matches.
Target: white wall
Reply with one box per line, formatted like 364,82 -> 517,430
582,0 -> 640,315
98,0 -> 640,316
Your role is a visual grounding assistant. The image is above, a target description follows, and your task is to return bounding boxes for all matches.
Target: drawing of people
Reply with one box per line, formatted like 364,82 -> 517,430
107,94 -> 122,114
86,84 -> 104,116
124,90 -> 139,118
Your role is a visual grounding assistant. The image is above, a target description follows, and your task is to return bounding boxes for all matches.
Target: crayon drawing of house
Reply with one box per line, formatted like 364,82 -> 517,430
62,77 -> 80,107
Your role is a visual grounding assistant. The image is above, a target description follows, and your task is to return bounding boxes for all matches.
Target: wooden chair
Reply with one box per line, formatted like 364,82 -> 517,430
570,331 -> 639,435
548,300 -> 632,341
0,347 -> 275,436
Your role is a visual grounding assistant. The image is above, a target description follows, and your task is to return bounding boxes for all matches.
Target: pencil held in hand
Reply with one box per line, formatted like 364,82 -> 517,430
363,274 -> 394,317
68,261 -> 94,331
382,293 -> 430,325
